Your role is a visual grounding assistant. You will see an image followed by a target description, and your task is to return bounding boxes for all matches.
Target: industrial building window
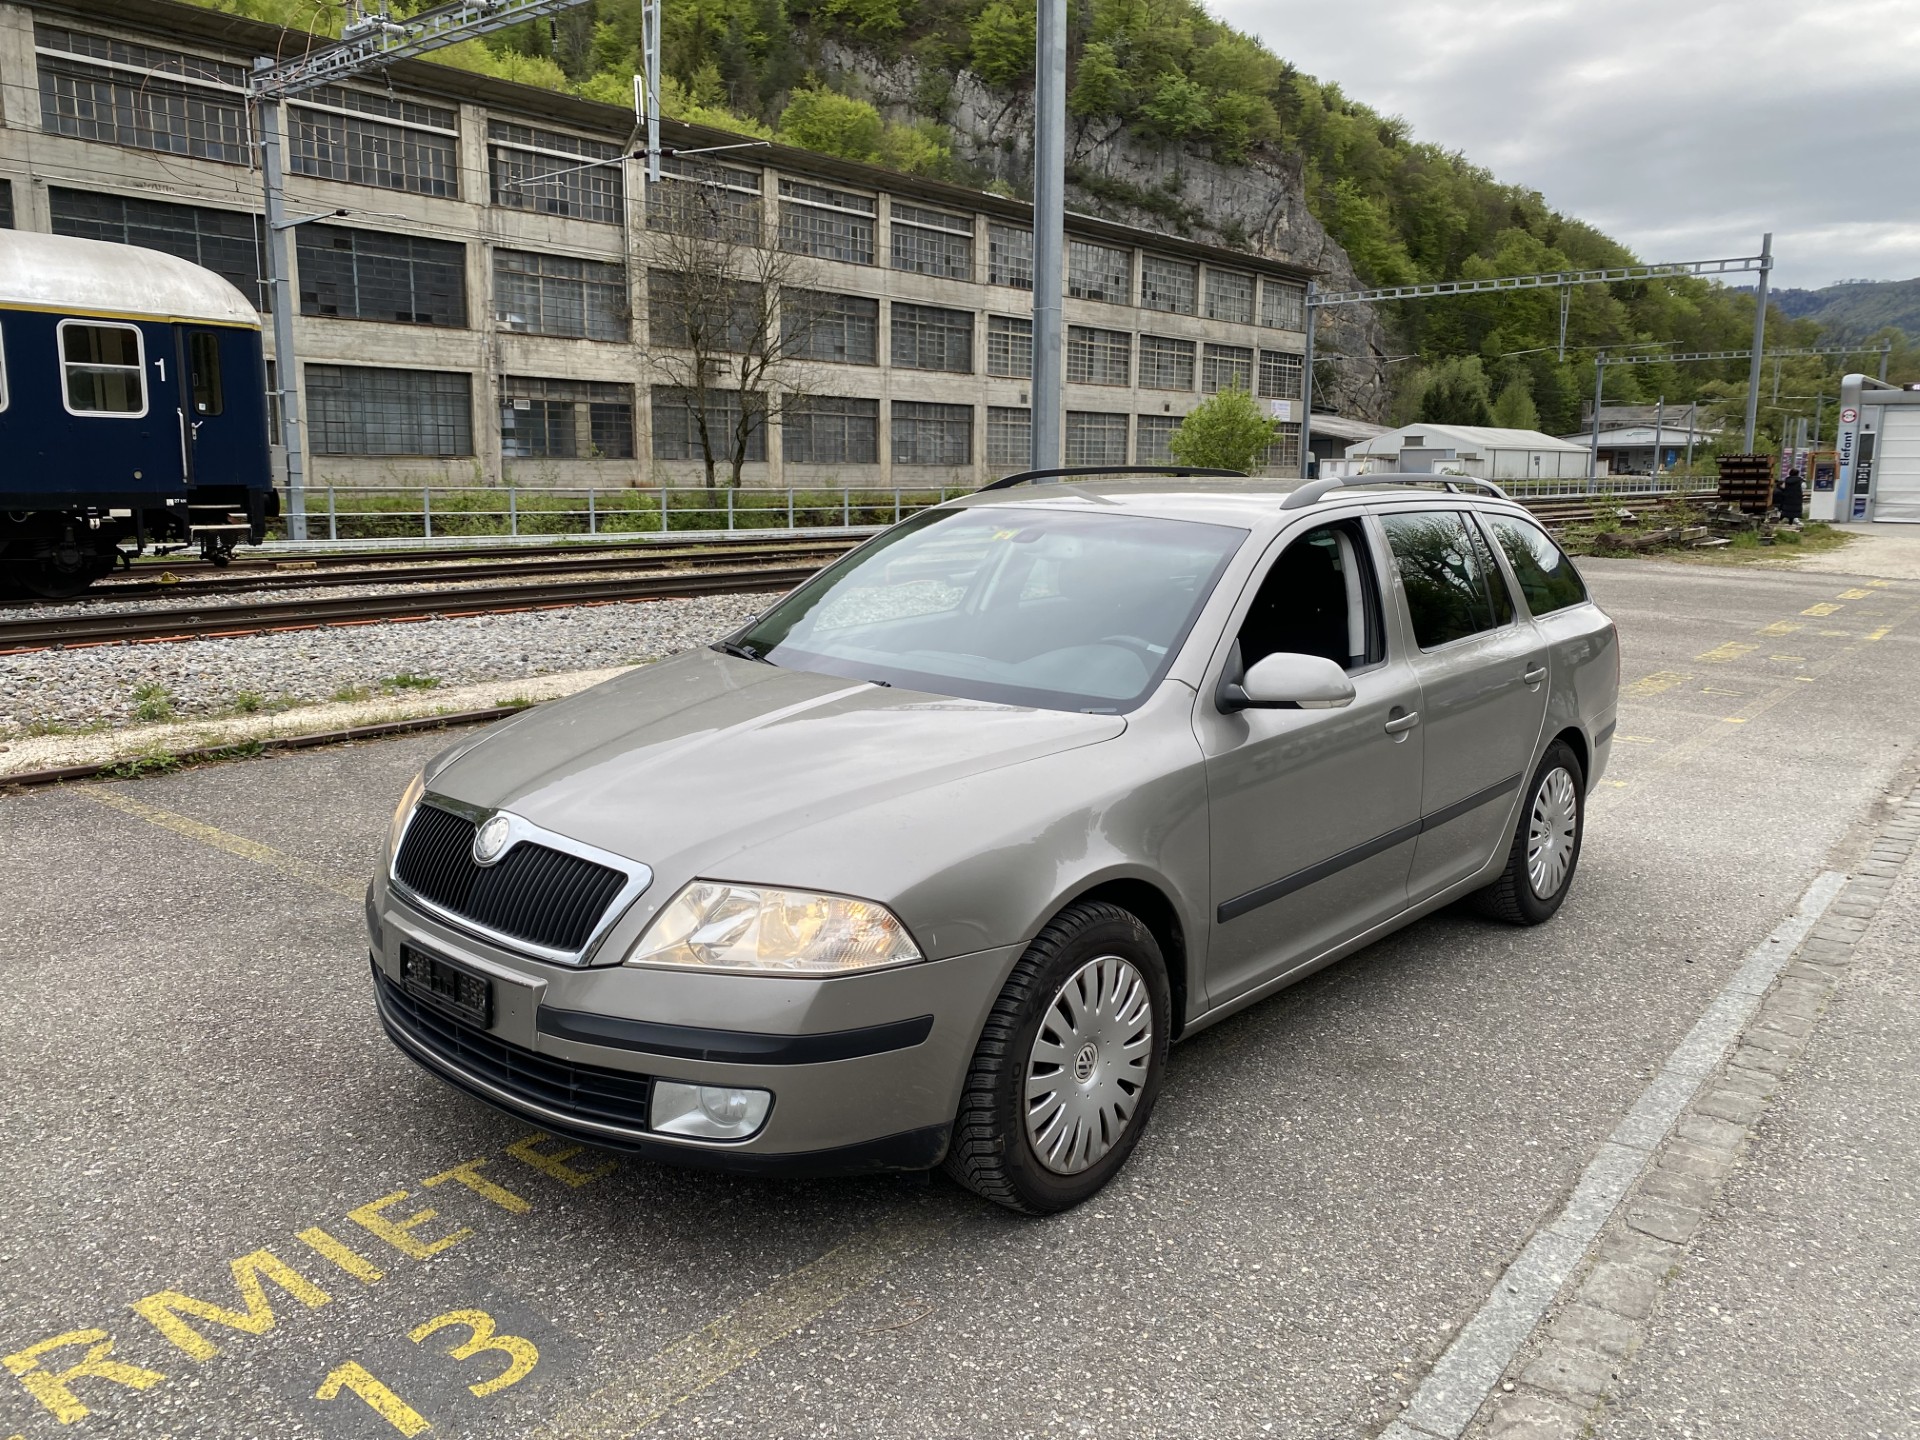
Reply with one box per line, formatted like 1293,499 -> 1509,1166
1067,326 -> 1130,387
307,366 -> 472,456
1261,279 -> 1306,331
891,303 -> 973,373
1258,349 -> 1304,401
0,180 -> 12,229
648,156 -> 762,242
35,25 -> 249,164
1139,335 -> 1195,392
647,271 -> 764,352
987,406 -> 1030,467
783,396 -> 879,465
50,189 -> 264,307
986,315 -> 1033,378
1201,343 -> 1253,394
1205,269 -> 1254,324
500,377 -> 633,460
292,87 -> 459,198
298,225 -> 467,327
494,250 -> 627,341
891,204 -> 972,278
1136,414 -> 1178,464
488,121 -> 619,222
651,387 -> 767,462
1065,412 -> 1128,466
1140,256 -> 1197,315
988,223 -> 1033,289
58,321 -> 145,416
783,290 -> 878,365
1068,239 -> 1130,304
778,180 -> 875,265
892,401 -> 973,465
1263,422 -> 1303,473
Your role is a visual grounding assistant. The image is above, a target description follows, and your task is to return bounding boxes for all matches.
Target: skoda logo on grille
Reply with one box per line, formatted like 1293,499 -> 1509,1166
472,814 -> 513,866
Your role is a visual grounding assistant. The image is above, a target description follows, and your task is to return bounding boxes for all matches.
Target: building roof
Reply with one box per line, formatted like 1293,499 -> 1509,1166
1591,403 -> 1722,431
1348,424 -> 1591,456
0,229 -> 260,326
61,0 -> 1316,284
1570,426 -> 1717,447
1307,414 -> 1392,443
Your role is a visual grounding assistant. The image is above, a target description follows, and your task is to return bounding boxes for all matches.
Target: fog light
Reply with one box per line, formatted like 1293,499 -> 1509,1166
649,1080 -> 772,1140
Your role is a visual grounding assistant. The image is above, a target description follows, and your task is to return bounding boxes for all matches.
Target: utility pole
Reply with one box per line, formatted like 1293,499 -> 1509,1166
1742,232 -> 1772,451
1650,396 -> 1664,478
250,0 -> 595,540
1300,282 -> 1316,475
1029,0 -> 1065,470
1588,354 -> 1604,484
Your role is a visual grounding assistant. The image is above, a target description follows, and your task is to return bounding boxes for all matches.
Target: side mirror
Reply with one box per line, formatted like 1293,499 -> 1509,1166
1219,651 -> 1356,712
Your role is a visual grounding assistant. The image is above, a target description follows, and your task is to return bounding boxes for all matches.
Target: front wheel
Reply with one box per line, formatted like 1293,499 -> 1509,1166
1470,739 -> 1585,925
944,902 -> 1171,1214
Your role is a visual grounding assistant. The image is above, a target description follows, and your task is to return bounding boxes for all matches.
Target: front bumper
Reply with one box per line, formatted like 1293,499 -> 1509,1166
368,883 -> 1021,1174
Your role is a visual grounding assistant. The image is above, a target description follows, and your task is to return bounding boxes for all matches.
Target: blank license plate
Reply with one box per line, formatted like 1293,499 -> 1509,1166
399,945 -> 493,1028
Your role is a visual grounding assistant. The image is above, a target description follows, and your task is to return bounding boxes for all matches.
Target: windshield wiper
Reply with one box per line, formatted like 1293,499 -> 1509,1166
711,638 -> 772,665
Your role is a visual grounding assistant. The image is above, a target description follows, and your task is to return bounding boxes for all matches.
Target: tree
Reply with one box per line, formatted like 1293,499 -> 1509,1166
1416,356 -> 1493,426
1169,387 -> 1279,473
643,175 -> 824,489
1490,376 -> 1539,431
969,0 -> 1034,89
777,85 -> 884,161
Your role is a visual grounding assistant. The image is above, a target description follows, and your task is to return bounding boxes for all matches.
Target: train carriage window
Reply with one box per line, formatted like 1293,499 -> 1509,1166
190,332 -> 223,415
58,321 -> 146,417
0,322 -> 8,412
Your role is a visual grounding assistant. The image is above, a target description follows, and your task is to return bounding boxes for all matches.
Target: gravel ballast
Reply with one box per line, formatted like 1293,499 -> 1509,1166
0,592 -> 764,737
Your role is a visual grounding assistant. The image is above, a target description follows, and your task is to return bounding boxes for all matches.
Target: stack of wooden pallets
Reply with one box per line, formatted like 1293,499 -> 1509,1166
1715,454 -> 1776,514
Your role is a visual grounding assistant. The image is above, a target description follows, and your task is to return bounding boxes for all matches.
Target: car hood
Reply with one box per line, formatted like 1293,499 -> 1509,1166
427,646 -> 1127,871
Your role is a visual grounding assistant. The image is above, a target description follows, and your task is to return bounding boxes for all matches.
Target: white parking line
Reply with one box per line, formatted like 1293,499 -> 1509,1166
1378,868 -> 1848,1440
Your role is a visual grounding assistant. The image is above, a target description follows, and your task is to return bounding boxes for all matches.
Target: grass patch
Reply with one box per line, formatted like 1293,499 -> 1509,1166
106,750 -> 181,779
331,683 -> 374,703
1728,530 -> 1763,551
131,682 -> 175,723
381,673 -> 441,692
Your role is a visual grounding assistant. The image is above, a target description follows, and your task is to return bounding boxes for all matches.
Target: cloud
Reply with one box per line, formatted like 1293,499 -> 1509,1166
1214,0 -> 1920,288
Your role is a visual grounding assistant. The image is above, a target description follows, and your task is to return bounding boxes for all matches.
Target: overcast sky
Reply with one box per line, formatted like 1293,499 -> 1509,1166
1213,0 -> 1920,290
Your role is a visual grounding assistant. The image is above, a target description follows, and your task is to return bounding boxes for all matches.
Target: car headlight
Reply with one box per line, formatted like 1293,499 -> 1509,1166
388,771 -> 425,860
626,882 -> 922,975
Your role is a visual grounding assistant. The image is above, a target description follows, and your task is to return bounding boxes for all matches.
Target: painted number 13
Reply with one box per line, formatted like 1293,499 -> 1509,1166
315,1308 -> 539,1434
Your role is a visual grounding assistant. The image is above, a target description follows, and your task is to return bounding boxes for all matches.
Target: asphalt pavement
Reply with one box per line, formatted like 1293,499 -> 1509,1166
1,553 -> 1916,1440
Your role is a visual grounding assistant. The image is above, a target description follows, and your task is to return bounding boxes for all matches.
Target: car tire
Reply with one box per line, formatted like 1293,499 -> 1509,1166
1470,739 -> 1585,926
944,901 -> 1171,1215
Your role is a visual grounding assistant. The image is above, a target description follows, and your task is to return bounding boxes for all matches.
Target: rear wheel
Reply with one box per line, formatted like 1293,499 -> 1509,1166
1470,739 -> 1585,925
944,902 -> 1170,1214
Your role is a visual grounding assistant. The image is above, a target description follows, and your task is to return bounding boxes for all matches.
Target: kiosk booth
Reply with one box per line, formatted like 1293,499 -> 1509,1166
1817,374 -> 1920,523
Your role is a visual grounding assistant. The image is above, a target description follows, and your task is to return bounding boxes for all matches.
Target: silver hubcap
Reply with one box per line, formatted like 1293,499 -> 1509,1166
1527,766 -> 1579,898
1025,955 -> 1154,1175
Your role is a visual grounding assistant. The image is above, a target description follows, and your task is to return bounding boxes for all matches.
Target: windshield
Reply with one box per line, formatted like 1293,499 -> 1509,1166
734,505 -> 1247,712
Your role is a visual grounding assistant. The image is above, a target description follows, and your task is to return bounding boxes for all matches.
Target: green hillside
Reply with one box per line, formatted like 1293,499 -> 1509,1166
1773,279 -> 1920,347
196,0 -> 1917,440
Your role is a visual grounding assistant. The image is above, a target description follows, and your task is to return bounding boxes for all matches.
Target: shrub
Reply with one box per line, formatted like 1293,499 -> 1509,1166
1168,386 -> 1278,473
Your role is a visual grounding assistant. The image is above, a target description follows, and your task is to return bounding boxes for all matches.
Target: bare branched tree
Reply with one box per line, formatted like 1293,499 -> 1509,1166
642,162 -> 827,490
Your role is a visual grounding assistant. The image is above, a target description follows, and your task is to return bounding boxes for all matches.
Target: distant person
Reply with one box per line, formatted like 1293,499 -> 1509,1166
1779,468 -> 1805,526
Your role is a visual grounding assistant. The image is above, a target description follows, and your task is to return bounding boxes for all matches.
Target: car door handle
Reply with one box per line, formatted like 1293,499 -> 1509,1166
1383,710 -> 1420,734
1522,663 -> 1548,686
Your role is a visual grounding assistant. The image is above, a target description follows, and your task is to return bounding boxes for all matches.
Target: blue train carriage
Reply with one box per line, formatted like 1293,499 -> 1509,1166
0,230 -> 277,595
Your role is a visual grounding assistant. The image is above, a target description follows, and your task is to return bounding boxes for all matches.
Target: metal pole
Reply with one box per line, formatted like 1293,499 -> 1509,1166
1301,284 -> 1316,476
255,88 -> 307,541
423,487 -> 432,539
1588,354 -> 1604,485
508,485 -> 517,536
1029,0 -> 1066,471
588,489 -> 596,534
1742,232 -> 1772,450
1814,395 -> 1825,449
1650,396 -> 1664,481
327,486 -> 336,541
1685,408 -> 1697,474
786,487 -> 794,530
1557,285 -> 1570,362
641,0 -> 661,183
1881,350 -> 1890,383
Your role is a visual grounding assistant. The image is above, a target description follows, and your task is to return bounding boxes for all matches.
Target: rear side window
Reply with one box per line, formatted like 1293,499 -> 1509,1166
1380,510 -> 1510,650
190,331 -> 223,415
59,320 -> 146,416
1487,515 -> 1588,616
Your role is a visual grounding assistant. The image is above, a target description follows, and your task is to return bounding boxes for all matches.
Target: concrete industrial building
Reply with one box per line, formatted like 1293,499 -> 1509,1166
0,0 -> 1316,498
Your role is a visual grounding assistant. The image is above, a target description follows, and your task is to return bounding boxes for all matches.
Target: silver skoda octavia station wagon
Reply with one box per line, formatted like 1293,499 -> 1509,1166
367,473 -> 1618,1213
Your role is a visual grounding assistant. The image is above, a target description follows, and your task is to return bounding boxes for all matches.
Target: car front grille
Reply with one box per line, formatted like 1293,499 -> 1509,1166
393,802 -> 628,954
377,968 -> 654,1132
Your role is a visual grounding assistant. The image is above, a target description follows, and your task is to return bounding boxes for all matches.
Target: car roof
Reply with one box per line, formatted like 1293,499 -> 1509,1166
946,475 -> 1531,529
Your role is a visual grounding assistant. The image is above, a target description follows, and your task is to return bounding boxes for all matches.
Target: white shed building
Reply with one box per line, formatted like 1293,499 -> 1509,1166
1346,424 -> 1592,481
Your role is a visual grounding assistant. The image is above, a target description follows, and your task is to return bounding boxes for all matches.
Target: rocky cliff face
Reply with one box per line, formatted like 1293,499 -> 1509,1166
827,43 -> 1392,423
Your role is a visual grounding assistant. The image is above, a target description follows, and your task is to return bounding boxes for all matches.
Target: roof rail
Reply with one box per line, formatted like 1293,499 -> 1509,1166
978,464 -> 1246,493
1280,473 -> 1511,510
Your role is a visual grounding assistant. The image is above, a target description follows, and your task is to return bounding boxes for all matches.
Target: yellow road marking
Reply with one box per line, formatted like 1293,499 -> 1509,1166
73,788 -> 361,901
1868,579 -> 1894,588
1615,735 -> 1657,745
1723,717 -> 1748,724
1819,629 -> 1851,637
1624,670 -> 1689,697
535,1211 -> 952,1439
1768,654 -> 1805,662
1839,588 -> 1872,599
1802,602 -> 1842,616
1696,641 -> 1758,663
1700,687 -> 1744,696
1865,626 -> 1892,641
1758,621 -> 1801,636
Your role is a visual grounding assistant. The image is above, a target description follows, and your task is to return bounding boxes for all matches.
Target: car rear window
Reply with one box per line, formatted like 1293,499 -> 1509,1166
737,505 -> 1247,712
1487,515 -> 1589,616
